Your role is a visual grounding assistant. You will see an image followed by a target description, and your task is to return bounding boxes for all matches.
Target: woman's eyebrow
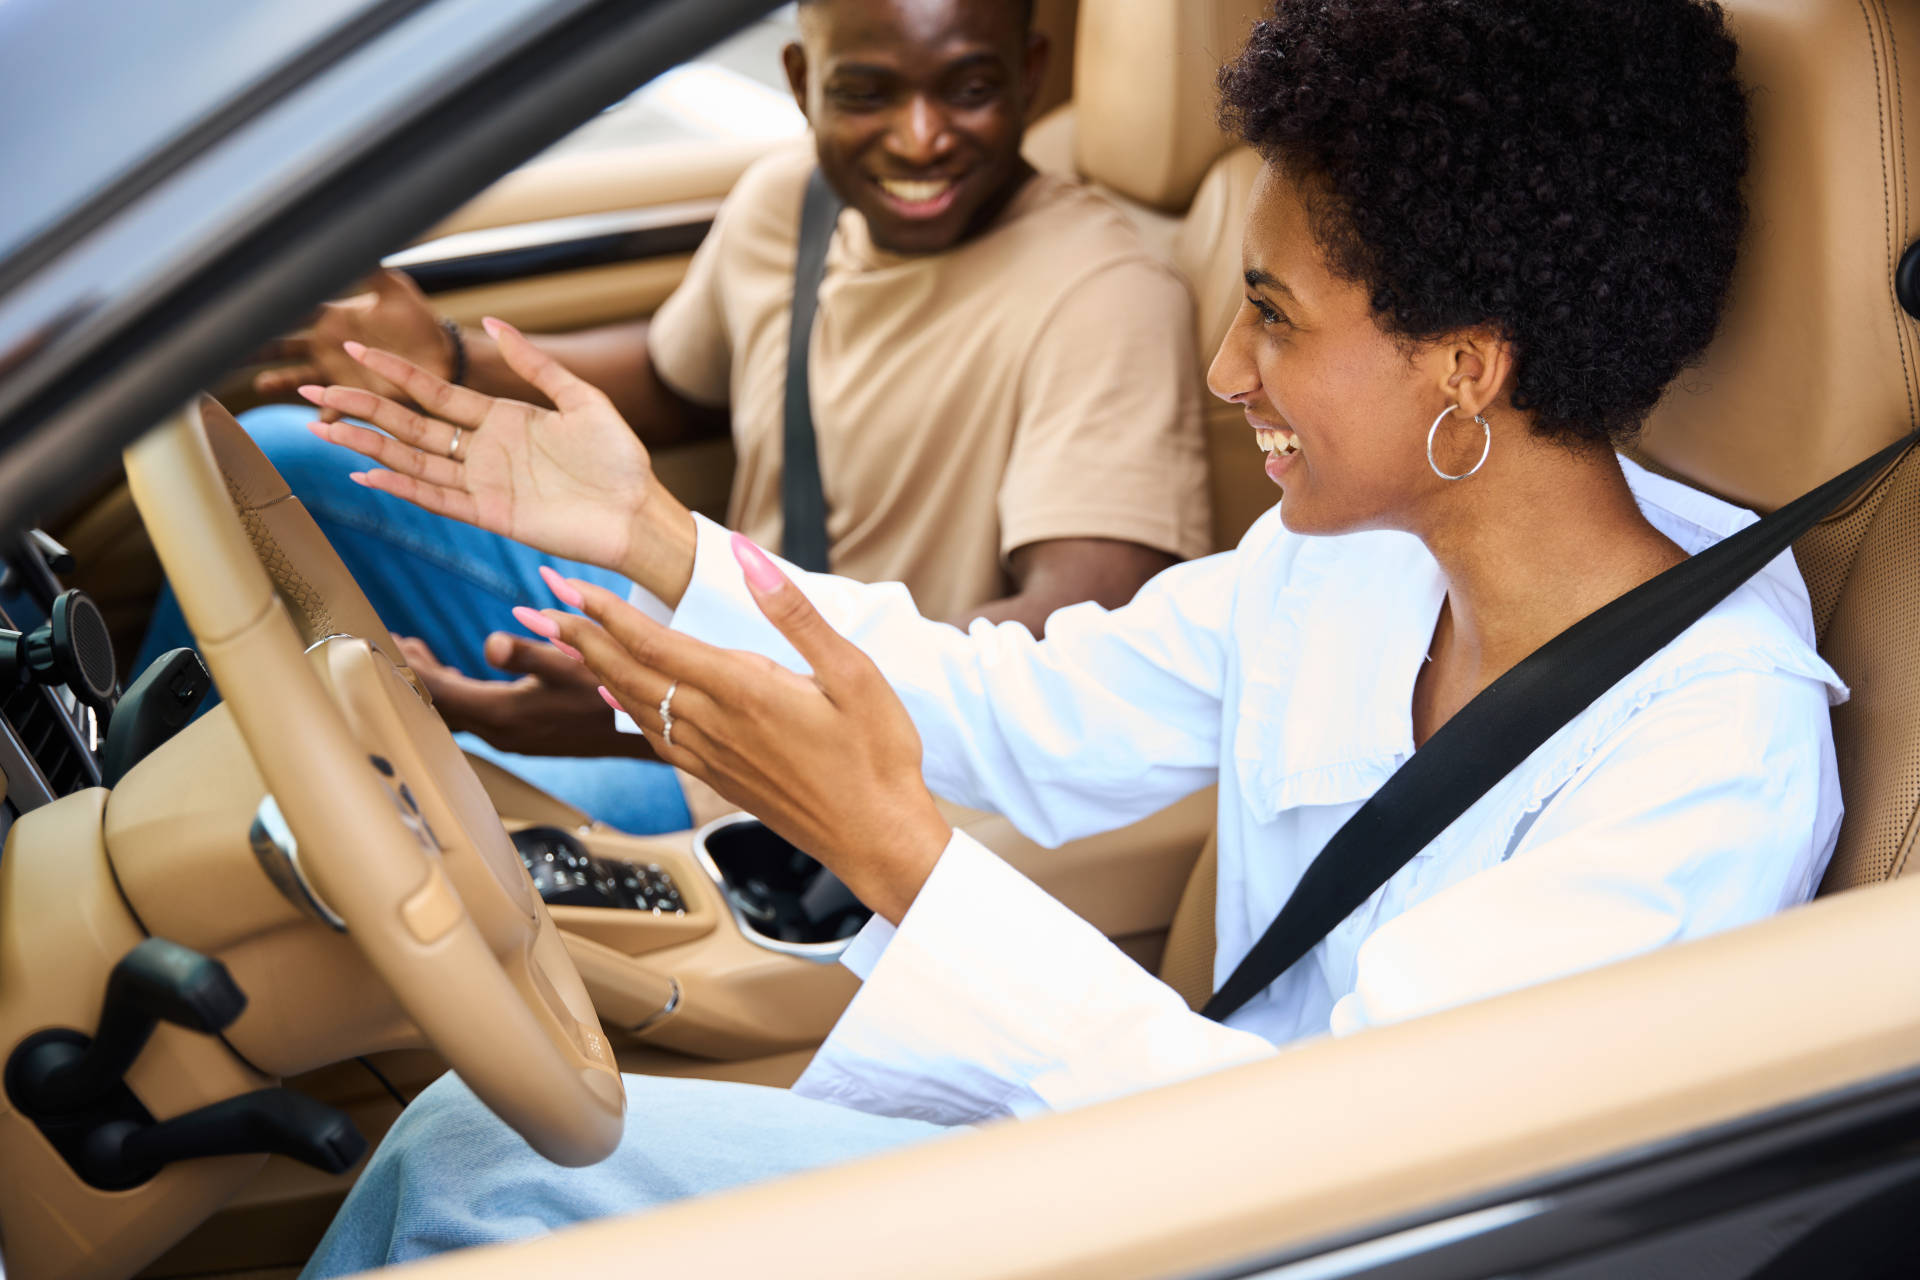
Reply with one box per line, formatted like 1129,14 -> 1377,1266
1243,267 -> 1297,301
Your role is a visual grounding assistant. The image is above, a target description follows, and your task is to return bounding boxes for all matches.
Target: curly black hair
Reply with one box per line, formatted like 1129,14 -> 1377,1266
1218,0 -> 1749,445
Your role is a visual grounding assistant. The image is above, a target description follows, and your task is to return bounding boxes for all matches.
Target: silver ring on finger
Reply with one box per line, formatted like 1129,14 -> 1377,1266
447,426 -> 465,460
658,681 -> 677,749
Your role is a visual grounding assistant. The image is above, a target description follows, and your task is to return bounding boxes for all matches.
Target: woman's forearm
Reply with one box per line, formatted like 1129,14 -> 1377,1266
620,489 -> 700,608
660,516 -> 1233,846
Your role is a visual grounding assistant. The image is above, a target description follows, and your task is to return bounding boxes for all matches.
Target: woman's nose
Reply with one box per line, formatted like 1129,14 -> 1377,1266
1207,326 -> 1259,405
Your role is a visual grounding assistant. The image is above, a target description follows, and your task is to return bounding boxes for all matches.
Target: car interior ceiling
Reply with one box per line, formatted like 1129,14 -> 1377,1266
4,0 -> 1920,1277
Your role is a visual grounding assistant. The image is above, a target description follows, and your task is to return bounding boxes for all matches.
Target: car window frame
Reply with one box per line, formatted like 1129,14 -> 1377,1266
0,0 -> 782,537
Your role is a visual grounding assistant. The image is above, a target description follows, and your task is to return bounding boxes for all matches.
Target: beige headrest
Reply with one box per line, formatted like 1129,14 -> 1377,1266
1071,0 -> 1269,213
1637,0 -> 1920,512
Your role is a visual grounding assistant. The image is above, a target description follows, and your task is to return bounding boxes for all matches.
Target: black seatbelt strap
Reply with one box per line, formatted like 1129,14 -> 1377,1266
780,167 -> 844,573
1203,431 -> 1919,1023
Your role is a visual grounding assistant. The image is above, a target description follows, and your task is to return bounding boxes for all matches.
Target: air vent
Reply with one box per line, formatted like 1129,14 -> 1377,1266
2,684 -> 94,796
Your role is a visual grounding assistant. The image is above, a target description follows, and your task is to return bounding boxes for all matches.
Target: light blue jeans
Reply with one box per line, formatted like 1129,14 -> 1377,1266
136,404 -> 692,834
300,1072 -> 949,1277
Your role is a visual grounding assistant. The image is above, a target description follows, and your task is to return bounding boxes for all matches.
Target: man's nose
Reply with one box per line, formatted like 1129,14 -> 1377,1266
886,95 -> 953,167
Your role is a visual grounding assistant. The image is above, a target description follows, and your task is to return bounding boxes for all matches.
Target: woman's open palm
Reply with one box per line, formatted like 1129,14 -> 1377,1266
300,318 -> 655,575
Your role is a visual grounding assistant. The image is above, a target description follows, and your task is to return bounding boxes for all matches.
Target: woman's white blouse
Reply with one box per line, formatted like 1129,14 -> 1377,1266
660,460 -> 1846,1126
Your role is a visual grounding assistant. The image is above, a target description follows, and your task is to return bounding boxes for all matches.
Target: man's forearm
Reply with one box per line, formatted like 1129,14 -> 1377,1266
951,539 -> 1180,638
954,590 -> 1070,636
458,319 -> 636,401
460,319 -> 727,448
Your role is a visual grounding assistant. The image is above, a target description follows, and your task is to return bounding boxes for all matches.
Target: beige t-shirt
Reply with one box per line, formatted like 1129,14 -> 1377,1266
648,145 -> 1210,621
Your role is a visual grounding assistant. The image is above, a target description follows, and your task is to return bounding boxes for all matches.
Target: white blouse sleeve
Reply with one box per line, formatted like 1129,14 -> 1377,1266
669,513 -> 1237,846
791,829 -> 1277,1124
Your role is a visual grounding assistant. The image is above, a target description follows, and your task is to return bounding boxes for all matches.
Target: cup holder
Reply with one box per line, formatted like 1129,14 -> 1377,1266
692,814 -> 873,960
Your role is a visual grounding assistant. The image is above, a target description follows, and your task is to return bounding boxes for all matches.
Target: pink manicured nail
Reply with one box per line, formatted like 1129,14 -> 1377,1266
539,564 -> 586,608
296,384 -> 326,404
481,316 -> 506,339
342,340 -> 368,360
511,605 -> 559,639
598,685 -> 623,711
348,472 -> 370,486
550,638 -> 584,662
731,533 -> 785,593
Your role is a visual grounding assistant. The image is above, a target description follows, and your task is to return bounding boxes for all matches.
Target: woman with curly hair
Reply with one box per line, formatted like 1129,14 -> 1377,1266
299,0 -> 1841,1271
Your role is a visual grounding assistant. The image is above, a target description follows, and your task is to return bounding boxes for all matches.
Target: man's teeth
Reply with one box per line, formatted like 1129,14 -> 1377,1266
1254,427 -> 1300,456
880,178 -> 953,203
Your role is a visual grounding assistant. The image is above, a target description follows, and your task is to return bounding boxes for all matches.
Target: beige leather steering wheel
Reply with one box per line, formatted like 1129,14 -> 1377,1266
122,397 -> 623,1166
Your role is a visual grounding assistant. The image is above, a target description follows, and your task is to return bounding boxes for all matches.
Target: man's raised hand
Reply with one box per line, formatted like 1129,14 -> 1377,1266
253,269 -> 451,414
302,319 -> 667,579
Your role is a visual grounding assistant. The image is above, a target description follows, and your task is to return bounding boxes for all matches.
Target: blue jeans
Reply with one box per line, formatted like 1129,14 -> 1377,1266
300,1072 -> 949,1277
136,404 -> 692,834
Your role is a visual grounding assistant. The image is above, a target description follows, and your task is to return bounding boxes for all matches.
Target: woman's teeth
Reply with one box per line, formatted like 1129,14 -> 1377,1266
879,178 -> 953,204
1255,427 -> 1300,457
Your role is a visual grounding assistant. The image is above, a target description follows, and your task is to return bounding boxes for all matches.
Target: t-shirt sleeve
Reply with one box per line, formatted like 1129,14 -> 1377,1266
646,195 -> 735,409
996,260 -> 1212,562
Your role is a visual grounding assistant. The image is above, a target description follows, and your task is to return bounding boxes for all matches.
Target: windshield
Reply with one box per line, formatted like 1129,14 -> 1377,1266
0,0 -> 407,272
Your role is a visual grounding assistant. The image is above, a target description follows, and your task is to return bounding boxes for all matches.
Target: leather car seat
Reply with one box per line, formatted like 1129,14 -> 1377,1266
1632,0 -> 1920,895
1022,0 -> 1273,555
1056,0 -> 1920,1004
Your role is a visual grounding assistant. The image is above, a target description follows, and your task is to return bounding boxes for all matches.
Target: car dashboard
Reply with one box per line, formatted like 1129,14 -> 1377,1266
0,541 -> 116,847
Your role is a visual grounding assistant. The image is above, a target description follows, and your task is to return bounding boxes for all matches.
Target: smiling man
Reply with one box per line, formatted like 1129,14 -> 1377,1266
146,0 -> 1210,834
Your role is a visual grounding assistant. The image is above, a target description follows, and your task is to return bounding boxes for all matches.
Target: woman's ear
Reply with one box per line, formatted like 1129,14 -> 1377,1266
1438,328 -> 1517,419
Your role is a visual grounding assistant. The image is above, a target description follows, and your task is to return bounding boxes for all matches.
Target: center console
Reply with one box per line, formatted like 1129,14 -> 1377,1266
512,815 -> 874,960
511,825 -> 688,915
691,814 -> 873,959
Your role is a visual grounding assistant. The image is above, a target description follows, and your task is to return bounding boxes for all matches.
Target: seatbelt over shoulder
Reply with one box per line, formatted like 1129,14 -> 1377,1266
780,168 -> 844,574
1202,432 -> 1920,1023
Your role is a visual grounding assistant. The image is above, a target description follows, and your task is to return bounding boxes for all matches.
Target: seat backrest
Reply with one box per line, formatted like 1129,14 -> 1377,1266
1023,0 -> 1277,554
1631,0 -> 1920,891
1066,0 -> 1266,217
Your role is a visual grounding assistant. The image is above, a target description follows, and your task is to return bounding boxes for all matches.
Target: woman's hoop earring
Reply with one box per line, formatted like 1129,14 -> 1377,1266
1427,405 -> 1492,481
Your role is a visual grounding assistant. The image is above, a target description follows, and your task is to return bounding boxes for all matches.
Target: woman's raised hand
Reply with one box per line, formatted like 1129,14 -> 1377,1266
301,318 -> 679,583
533,538 -> 954,925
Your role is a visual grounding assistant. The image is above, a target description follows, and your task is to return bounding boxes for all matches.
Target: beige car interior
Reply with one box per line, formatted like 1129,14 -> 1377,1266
2,0 -> 1916,1277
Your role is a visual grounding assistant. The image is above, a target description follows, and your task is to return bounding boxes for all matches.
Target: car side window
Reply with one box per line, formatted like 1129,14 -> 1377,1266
538,6 -> 804,159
